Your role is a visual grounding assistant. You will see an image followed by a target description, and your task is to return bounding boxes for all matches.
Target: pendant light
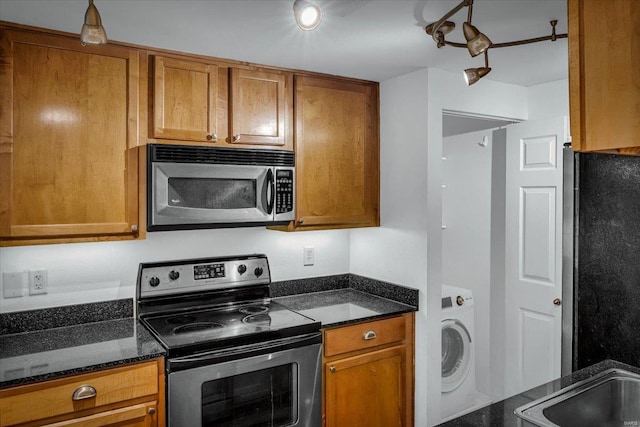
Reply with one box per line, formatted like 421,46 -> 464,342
80,0 -> 107,45
293,0 -> 322,31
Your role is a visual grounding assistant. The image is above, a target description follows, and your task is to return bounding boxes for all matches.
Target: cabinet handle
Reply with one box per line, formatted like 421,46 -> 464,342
207,133 -> 217,142
148,407 -> 156,415
233,134 -> 241,142
72,385 -> 97,401
363,330 -> 377,340
329,366 -> 336,373
131,224 -> 138,232
297,218 -> 304,224
553,298 -> 562,306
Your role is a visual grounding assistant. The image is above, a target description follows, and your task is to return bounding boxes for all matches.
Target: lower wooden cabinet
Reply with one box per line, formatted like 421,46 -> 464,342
0,359 -> 164,427
322,313 -> 415,427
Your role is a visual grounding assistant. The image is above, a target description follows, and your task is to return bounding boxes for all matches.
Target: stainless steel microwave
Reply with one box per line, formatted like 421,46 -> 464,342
147,144 -> 294,231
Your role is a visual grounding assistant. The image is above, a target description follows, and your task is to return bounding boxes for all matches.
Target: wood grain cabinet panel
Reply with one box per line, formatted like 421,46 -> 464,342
0,27 -> 140,246
152,56 -> 219,142
322,313 -> 414,427
569,0 -> 640,155
291,76 -> 379,231
229,68 -> 289,147
0,359 -> 164,427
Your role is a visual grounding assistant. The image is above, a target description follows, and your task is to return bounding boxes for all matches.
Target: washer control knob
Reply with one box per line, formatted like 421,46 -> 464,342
238,264 -> 247,275
456,296 -> 464,306
254,267 -> 264,278
168,270 -> 180,281
149,277 -> 160,287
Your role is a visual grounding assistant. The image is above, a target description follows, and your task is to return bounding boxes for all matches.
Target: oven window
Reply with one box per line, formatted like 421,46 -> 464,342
168,178 -> 256,209
201,363 -> 297,427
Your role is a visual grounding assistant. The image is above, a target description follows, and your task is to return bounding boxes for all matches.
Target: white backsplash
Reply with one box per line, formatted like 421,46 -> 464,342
0,227 -> 350,313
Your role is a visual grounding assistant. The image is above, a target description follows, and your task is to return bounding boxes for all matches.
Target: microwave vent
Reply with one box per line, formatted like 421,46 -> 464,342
150,144 -> 294,167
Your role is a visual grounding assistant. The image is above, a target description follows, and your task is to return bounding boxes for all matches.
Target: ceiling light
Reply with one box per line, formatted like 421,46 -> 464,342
293,0 -> 322,31
425,0 -> 566,86
463,50 -> 491,86
80,0 -> 107,45
462,22 -> 491,57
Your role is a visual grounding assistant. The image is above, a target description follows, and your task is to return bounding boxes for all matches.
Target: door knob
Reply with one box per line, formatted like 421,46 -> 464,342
553,298 -> 562,306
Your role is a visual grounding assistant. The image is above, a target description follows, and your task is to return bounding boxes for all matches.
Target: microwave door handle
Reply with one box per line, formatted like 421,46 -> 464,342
264,168 -> 274,215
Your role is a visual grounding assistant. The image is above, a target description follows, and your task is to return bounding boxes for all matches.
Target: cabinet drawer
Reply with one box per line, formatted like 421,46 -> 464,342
324,316 -> 406,357
0,361 -> 158,426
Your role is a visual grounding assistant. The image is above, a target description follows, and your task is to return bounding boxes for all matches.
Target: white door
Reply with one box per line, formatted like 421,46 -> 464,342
504,117 -> 566,398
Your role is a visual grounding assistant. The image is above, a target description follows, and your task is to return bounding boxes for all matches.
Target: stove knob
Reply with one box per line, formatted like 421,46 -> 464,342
169,270 -> 180,281
254,267 -> 263,278
237,264 -> 247,275
149,276 -> 160,287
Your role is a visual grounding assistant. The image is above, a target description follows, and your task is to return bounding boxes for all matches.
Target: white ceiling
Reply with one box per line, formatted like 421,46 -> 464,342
0,0 -> 568,87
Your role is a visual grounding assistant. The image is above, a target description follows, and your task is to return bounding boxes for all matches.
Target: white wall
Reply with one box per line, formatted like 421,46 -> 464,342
0,228 -> 350,312
528,79 -> 570,120
350,68 -> 530,426
442,129 -> 494,397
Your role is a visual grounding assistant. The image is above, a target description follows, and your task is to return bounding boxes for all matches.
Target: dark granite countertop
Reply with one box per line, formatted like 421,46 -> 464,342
275,288 -> 417,327
437,359 -> 640,426
0,300 -> 165,389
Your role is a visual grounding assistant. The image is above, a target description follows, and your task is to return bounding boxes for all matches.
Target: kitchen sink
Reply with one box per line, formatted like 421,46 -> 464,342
515,368 -> 640,427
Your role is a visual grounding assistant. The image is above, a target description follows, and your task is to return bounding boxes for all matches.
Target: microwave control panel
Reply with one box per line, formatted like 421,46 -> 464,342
275,169 -> 294,214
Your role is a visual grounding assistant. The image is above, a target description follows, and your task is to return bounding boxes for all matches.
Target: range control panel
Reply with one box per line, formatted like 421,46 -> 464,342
138,255 -> 270,299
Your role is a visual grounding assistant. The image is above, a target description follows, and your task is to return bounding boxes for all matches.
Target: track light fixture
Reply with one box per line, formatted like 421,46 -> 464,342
293,0 -> 322,31
80,0 -> 107,45
425,0 -> 567,85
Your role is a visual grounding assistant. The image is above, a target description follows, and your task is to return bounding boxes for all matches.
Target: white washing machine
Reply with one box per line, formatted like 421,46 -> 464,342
441,285 -> 491,422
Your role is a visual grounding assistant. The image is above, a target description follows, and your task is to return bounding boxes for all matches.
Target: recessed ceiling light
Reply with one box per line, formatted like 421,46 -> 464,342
293,0 -> 322,31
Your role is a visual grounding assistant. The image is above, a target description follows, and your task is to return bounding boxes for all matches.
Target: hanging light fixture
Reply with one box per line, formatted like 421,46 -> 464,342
463,50 -> 491,86
80,0 -> 107,45
425,0 -> 567,85
293,0 -> 322,31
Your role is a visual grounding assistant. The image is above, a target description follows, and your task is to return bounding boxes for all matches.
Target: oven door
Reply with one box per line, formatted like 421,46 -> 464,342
167,335 -> 322,427
150,162 -> 274,229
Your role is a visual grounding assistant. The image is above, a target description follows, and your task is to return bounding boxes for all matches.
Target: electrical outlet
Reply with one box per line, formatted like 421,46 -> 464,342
303,246 -> 315,266
29,270 -> 48,295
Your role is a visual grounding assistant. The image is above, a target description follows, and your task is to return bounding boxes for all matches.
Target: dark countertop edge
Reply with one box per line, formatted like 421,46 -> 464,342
0,318 -> 166,390
436,359 -> 640,426
0,352 -> 166,390
274,287 -> 418,329
272,273 -> 419,309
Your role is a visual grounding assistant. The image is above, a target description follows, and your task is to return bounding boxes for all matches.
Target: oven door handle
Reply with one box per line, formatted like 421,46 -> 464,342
169,332 -> 322,369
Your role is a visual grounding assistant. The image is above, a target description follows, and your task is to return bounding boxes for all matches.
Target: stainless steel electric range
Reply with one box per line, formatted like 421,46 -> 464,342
136,254 -> 322,427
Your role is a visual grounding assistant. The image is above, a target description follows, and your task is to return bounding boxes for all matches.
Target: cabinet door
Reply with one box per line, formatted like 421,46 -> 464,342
569,0 -> 640,154
44,402 -> 157,427
0,29 -> 140,245
325,346 -> 406,427
229,68 -> 289,147
294,76 -> 379,230
152,56 -> 219,142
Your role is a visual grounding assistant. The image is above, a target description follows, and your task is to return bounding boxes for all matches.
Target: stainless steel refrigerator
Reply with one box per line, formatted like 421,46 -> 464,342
563,146 -> 640,371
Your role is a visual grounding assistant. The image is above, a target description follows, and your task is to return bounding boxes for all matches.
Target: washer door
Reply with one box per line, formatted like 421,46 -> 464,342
441,319 -> 472,393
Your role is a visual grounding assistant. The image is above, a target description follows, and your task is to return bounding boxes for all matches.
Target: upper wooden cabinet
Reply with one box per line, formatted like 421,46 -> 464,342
151,56 -> 293,150
289,75 -> 379,230
229,68 -> 290,147
0,27 -> 141,246
568,0 -> 640,155
152,56 -> 219,143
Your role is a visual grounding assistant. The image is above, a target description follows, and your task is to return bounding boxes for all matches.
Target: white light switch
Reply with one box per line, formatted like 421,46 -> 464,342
303,246 -> 315,266
2,272 -> 26,298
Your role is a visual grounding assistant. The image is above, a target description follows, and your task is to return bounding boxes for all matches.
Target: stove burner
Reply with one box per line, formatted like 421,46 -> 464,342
242,313 -> 272,328
173,322 -> 224,334
239,305 -> 269,315
166,315 -> 197,325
